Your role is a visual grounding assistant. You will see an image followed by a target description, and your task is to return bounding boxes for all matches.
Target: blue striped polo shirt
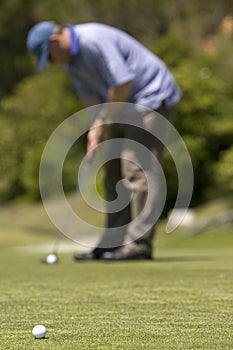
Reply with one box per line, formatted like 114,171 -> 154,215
63,23 -> 181,109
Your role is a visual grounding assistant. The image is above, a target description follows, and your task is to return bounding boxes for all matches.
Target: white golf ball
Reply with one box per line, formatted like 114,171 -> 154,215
32,324 -> 47,339
46,253 -> 58,264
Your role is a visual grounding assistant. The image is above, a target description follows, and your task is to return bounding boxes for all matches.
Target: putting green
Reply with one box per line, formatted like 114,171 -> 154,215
0,202 -> 232,349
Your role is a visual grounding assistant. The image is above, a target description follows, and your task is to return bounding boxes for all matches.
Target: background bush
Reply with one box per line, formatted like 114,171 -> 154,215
0,0 -> 232,208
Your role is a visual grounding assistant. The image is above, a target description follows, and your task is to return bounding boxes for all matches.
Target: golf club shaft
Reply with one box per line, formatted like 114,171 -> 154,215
51,157 -> 93,255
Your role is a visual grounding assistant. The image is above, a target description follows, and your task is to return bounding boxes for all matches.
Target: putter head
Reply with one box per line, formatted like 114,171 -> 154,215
41,253 -> 59,264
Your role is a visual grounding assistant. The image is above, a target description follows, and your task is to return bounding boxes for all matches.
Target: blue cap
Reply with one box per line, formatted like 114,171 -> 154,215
27,22 -> 55,71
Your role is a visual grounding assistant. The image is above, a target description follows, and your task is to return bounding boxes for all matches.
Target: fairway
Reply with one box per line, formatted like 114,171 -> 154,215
0,203 -> 232,350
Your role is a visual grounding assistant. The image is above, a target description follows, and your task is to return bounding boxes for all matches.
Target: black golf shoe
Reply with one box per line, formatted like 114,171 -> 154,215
102,246 -> 153,261
74,247 -> 114,261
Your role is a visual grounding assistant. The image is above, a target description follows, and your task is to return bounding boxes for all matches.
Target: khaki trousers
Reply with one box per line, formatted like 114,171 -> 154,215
97,105 -> 173,251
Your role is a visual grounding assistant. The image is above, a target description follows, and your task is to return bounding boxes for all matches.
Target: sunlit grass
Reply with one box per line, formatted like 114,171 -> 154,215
0,199 -> 232,349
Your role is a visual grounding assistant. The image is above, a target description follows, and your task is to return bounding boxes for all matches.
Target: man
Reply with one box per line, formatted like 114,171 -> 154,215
27,21 -> 181,260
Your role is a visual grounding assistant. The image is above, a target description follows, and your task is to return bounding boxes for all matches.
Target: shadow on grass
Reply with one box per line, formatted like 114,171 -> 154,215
97,256 -> 212,263
154,256 -> 212,263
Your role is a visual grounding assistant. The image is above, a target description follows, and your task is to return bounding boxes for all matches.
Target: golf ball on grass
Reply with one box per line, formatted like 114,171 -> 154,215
46,253 -> 58,264
32,325 -> 47,339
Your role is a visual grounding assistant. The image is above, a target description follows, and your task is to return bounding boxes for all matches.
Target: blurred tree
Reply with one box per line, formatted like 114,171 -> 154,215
214,146 -> 233,194
0,0 -> 38,97
153,29 -> 233,207
0,0 -> 232,205
0,67 -> 83,200
0,0 -> 232,96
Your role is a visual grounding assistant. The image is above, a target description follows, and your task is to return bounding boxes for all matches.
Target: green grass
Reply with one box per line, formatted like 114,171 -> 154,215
0,201 -> 232,349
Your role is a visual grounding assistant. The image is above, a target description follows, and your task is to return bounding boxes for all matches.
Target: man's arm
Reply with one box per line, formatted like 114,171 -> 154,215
87,81 -> 133,157
82,94 -> 102,108
108,81 -> 133,102
98,81 -> 133,119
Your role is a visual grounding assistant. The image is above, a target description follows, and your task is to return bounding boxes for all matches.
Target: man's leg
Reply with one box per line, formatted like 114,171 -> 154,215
103,106 -> 173,260
95,156 -> 132,250
74,125 -> 131,260
95,122 -> 133,250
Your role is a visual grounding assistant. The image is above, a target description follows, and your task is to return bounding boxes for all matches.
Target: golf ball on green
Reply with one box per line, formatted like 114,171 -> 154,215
32,324 -> 47,339
46,254 -> 58,264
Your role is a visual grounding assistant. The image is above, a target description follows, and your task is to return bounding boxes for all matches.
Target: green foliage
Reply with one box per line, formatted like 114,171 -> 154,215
0,0 -> 232,205
151,32 -> 195,68
0,67 -> 83,201
0,0 -> 37,97
1,0 -> 231,96
214,146 -> 233,194
172,43 -> 233,203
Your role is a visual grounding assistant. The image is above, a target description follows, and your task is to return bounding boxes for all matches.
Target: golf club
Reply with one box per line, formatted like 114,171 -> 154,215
42,156 -> 93,264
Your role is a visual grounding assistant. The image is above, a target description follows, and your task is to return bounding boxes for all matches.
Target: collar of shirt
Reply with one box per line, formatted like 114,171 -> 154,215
65,24 -> 79,56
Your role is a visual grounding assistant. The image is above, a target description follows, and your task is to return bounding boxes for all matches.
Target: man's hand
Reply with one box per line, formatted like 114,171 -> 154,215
87,119 -> 108,158
85,81 -> 133,159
